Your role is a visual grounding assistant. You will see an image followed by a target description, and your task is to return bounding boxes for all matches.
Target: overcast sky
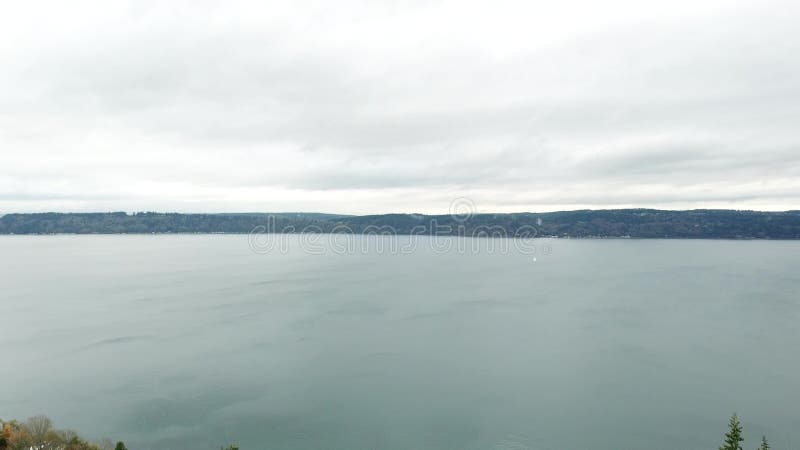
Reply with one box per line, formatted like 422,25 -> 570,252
1,0 -> 799,214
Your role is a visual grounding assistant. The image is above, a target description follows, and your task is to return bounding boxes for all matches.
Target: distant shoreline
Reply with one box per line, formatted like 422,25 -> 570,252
1,233 -> 798,240
2,209 -> 800,239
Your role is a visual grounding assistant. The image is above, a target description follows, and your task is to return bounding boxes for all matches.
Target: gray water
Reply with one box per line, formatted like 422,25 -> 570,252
1,236 -> 799,450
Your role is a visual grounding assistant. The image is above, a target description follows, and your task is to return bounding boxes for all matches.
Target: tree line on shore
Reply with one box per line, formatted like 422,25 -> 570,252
0,413 -> 777,450
2,209 -> 800,238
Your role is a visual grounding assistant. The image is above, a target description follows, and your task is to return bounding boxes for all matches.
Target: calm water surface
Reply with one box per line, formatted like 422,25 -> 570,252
2,236 -> 799,450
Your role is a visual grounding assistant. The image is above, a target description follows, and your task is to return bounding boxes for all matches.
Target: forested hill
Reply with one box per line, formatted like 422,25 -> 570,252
1,209 -> 800,239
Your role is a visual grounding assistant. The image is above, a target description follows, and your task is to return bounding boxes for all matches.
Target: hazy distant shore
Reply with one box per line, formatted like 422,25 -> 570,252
2,209 -> 799,239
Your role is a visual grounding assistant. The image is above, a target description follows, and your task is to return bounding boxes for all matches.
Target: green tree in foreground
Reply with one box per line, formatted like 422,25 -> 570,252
758,435 -> 770,450
114,441 -> 128,450
720,413 -> 744,450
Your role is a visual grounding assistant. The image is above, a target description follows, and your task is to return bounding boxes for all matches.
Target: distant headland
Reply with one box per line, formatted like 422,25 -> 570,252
2,209 -> 800,239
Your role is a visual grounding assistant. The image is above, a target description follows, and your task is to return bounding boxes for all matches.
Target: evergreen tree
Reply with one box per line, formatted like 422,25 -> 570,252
758,435 -> 769,450
114,442 -> 128,450
720,414 -> 744,450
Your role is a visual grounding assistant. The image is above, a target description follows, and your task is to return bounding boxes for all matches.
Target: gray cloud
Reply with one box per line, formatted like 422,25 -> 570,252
1,0 -> 799,213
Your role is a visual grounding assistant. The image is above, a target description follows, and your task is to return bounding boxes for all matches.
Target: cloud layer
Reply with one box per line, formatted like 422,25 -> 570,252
1,0 -> 799,213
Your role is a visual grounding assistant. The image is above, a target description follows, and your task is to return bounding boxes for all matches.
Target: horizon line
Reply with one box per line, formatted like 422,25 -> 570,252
3,207 -> 800,217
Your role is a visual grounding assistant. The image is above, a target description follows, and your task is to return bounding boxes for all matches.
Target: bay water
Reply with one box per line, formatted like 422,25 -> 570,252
1,236 -> 798,450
